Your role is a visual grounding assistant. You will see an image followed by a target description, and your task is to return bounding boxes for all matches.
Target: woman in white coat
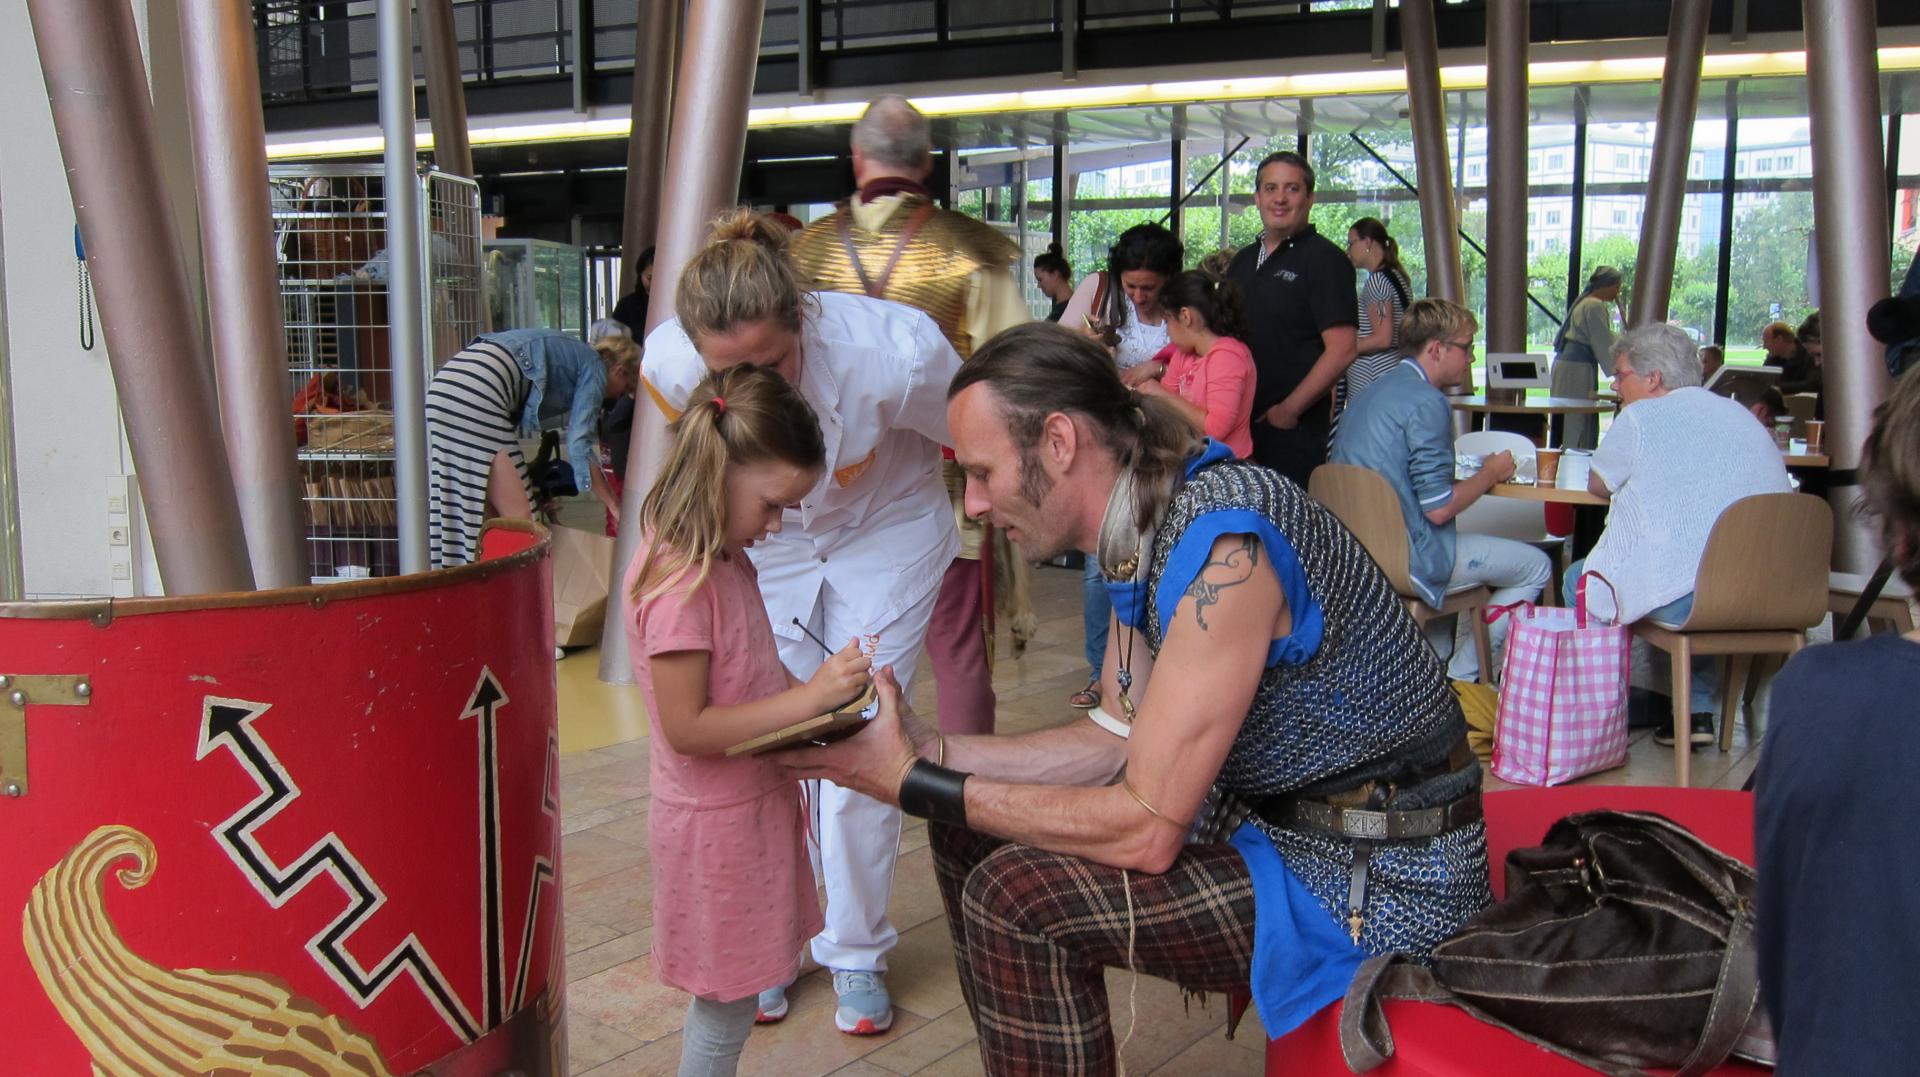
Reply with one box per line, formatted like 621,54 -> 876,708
640,209 -> 962,1036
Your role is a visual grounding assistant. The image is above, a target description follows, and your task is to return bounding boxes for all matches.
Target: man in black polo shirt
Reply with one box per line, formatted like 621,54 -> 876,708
1227,151 -> 1359,488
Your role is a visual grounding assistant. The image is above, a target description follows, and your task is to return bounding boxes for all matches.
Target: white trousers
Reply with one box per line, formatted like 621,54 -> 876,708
1428,532 -> 1553,681
778,579 -> 938,974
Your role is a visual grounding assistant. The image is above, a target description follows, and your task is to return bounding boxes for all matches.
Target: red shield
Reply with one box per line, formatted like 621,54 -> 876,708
1,524 -> 563,1075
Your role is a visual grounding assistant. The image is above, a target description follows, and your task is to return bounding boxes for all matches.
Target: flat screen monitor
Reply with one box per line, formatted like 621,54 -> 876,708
1485,353 -> 1552,390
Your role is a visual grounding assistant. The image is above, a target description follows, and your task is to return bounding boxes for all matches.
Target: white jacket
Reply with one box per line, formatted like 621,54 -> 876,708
642,291 -> 964,638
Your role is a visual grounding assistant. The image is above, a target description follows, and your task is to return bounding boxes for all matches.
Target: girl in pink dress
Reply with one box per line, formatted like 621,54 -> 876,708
1136,269 -> 1257,458
625,365 -> 871,1076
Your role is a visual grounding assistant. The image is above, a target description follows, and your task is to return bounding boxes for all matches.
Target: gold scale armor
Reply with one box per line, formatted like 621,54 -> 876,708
789,193 -> 1018,361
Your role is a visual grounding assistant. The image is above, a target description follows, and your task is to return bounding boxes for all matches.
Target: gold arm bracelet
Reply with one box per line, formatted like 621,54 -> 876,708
1121,777 -> 1179,826
934,733 -> 947,768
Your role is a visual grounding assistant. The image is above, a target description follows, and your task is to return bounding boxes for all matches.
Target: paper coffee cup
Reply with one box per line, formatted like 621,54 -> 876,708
1535,448 -> 1563,484
1805,420 -> 1824,454
1556,451 -> 1591,490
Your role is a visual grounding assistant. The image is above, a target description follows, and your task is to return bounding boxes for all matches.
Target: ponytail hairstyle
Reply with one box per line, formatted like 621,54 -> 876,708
951,323 -> 1201,550
1152,267 -> 1246,341
1349,217 -> 1411,306
631,364 -> 825,602
1034,242 -> 1072,281
675,208 -> 811,346
1102,223 -> 1184,329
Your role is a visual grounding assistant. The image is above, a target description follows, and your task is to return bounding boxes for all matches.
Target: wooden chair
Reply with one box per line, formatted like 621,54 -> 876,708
1632,493 -> 1832,787
1309,463 -> 1494,683
1829,570 -> 1916,636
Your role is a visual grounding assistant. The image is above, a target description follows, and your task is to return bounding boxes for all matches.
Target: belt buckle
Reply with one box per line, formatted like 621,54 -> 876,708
1341,809 -> 1389,840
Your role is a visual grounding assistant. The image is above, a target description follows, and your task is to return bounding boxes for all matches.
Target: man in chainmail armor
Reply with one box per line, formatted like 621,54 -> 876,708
775,322 -> 1491,1075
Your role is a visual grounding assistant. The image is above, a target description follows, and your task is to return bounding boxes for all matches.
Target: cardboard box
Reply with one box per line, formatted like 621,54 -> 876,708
550,525 -> 616,648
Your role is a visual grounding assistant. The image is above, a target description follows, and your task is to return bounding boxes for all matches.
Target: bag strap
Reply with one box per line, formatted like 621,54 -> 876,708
1482,600 -> 1532,625
1836,556 -> 1897,641
1091,270 -> 1111,325
1576,570 -> 1622,629
1672,907 -> 1763,1077
1338,947 -> 1744,1077
834,198 -> 937,300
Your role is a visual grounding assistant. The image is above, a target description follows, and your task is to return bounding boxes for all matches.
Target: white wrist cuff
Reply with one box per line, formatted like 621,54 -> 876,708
1087,704 -> 1131,739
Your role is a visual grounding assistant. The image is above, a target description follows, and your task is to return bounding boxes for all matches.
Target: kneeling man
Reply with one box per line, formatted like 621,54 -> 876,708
776,322 -> 1491,1075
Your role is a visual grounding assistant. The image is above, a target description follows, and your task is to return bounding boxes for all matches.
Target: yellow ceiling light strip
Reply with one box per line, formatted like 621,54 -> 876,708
266,45 -> 1920,159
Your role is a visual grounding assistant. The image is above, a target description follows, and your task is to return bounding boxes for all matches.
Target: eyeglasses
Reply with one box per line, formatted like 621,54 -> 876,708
1443,340 -> 1476,356
1611,366 -> 1644,383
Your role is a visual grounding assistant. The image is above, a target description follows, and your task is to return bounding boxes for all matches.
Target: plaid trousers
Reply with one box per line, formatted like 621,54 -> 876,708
930,822 -> 1256,1076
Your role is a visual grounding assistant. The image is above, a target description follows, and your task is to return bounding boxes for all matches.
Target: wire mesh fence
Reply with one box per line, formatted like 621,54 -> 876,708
271,164 -> 483,582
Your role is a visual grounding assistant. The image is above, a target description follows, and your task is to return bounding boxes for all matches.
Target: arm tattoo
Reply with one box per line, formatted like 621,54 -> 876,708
1183,536 -> 1261,630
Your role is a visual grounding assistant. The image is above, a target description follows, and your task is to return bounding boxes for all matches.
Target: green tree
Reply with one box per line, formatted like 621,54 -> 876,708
1726,192 -> 1815,348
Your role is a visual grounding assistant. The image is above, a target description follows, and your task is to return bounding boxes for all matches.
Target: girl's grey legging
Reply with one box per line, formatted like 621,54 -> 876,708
678,994 -> 758,1077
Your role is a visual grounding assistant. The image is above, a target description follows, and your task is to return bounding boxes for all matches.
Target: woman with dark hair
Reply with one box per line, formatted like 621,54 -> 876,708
1059,222 -> 1185,384
609,245 -> 657,334
1138,269 -> 1256,458
1756,366 -> 1920,1075
1343,217 -> 1413,400
1052,223 -> 1184,708
1034,243 -> 1074,322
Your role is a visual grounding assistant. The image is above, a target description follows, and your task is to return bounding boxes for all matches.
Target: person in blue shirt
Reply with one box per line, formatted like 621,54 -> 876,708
1329,299 -> 1550,680
425,327 -> 638,567
1756,362 -> 1920,1074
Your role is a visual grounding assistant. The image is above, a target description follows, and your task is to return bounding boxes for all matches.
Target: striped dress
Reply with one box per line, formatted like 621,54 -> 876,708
425,339 -> 532,568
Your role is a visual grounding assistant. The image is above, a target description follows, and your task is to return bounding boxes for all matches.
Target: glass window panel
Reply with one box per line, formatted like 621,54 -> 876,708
1729,112 -> 1816,353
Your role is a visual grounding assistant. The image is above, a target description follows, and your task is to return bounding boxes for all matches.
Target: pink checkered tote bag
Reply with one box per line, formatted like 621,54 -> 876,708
1488,572 -> 1631,786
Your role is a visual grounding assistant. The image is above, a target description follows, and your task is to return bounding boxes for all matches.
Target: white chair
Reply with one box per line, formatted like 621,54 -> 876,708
1454,430 -> 1568,604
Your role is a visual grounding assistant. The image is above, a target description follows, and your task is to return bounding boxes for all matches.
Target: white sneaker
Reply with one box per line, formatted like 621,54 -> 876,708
755,983 -> 789,1024
831,969 -> 893,1035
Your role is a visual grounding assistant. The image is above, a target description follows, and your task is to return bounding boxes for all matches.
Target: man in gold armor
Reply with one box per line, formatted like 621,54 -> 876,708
774,95 -> 1031,1035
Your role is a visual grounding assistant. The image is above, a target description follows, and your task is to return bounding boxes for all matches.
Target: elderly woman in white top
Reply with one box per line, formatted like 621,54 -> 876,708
1564,323 -> 1792,747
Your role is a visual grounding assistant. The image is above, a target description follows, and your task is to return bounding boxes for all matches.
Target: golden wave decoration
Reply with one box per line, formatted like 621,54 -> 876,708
22,825 -> 395,1077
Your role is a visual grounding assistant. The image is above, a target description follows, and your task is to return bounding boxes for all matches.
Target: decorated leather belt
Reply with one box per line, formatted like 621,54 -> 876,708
1254,737 -> 1481,943
1285,788 -> 1483,842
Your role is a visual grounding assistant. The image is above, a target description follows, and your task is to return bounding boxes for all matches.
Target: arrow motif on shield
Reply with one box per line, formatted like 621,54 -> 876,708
196,696 -> 481,1041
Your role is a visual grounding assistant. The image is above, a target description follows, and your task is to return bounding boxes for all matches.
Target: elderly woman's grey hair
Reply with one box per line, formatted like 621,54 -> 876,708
590,318 -> 634,345
851,94 -> 932,171
1611,323 -> 1702,390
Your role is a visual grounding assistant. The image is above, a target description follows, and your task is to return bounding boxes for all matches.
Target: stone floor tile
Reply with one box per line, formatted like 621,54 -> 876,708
566,1011 -> 645,1073
564,828 -> 646,888
565,915 -> 621,956
568,953 -> 693,1045
567,927 -> 654,984
861,1007 -> 978,1075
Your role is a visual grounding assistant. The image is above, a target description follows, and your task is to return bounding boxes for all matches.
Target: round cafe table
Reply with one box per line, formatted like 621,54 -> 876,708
1449,395 -> 1615,449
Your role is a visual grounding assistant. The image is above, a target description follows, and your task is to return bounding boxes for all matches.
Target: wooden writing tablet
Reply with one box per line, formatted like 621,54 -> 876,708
724,683 -> 877,757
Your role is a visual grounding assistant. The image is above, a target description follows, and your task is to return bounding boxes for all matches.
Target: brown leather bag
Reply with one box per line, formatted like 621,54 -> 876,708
1340,810 -> 1775,1076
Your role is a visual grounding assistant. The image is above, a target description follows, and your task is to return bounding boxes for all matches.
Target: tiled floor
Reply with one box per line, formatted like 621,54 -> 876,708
553,561 -> 1777,1076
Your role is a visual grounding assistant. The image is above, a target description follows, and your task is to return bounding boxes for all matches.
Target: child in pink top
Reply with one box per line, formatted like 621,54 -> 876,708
1138,268 -> 1256,458
625,365 -> 871,1077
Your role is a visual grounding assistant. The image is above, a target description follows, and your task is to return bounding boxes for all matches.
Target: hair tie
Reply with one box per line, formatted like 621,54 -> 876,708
712,396 -> 727,415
